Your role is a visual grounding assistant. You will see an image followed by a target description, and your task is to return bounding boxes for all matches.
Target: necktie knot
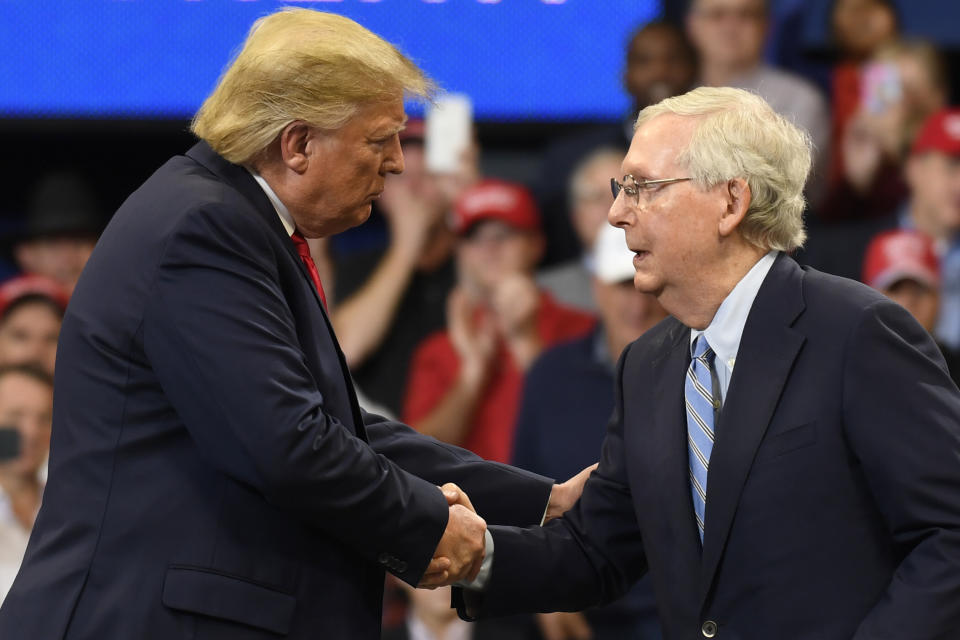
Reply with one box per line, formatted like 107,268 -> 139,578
692,335 -> 715,365
290,231 -> 328,308
291,231 -> 311,259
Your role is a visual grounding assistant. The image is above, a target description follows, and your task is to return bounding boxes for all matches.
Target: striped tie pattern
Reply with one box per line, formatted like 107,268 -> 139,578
686,335 -> 716,542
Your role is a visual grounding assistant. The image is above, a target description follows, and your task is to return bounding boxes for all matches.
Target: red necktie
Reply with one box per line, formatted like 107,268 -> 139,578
290,231 -> 328,308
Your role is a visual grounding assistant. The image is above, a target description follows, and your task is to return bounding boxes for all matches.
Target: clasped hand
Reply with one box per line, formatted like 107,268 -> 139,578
419,483 -> 487,589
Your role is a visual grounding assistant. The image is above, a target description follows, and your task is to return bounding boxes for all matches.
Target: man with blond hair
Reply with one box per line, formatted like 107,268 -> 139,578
454,87 -> 960,639
0,9 -> 591,639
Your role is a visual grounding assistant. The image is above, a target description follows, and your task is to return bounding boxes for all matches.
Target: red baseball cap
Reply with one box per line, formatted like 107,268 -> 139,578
862,229 -> 940,291
451,179 -> 540,236
911,108 -> 960,156
399,118 -> 425,143
0,274 -> 69,318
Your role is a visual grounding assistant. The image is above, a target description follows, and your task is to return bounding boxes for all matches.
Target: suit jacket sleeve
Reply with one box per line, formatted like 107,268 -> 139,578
455,344 -> 647,619
141,203 -> 449,587
362,409 -> 554,527
845,300 -> 960,638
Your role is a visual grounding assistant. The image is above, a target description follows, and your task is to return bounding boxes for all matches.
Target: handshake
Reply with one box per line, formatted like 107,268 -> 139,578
418,463 -> 598,589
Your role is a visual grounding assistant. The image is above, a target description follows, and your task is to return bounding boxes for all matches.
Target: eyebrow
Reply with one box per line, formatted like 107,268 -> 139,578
388,116 -> 410,137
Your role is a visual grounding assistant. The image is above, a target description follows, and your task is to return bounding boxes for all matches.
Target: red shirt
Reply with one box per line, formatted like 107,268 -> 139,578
403,292 -> 595,463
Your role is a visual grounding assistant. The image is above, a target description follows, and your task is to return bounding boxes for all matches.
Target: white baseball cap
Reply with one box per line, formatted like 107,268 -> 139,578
592,223 -> 636,284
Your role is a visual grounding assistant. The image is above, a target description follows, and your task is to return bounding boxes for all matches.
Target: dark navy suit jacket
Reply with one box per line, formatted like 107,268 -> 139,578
461,255 -> 960,639
0,142 -> 552,640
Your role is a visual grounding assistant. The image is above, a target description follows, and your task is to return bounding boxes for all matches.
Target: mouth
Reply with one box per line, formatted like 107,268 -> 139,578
632,250 -> 649,267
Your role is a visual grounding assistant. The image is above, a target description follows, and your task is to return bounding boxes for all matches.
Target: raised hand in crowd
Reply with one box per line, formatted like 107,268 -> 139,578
379,166 -> 448,263
490,272 -> 543,372
331,146 -> 448,367
448,286 -> 498,391
841,110 -> 889,194
409,286 -> 497,446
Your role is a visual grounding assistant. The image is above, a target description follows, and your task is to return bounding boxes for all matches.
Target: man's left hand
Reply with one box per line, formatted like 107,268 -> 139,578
545,463 -> 598,523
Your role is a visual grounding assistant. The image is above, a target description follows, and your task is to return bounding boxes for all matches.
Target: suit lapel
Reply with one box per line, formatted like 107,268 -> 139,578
698,255 -> 806,605
649,322 -> 704,573
184,142 -> 367,435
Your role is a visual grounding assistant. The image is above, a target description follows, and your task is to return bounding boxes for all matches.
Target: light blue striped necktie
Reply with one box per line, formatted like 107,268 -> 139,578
686,335 -> 717,542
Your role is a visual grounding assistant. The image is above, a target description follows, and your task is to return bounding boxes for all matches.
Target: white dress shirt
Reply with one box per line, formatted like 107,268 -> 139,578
0,490 -> 34,605
690,251 -> 778,405
249,170 -> 296,236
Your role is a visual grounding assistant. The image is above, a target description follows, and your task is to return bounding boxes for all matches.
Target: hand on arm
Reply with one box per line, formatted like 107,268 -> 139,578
545,463 -> 598,524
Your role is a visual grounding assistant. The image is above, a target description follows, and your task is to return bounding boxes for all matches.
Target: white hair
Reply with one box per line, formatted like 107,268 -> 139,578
635,86 -> 811,251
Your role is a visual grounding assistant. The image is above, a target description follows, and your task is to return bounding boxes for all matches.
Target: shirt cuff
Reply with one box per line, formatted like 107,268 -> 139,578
454,529 -> 494,591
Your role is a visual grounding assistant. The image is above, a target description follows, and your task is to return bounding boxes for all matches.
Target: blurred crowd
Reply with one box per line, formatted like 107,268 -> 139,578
2,0 -> 959,638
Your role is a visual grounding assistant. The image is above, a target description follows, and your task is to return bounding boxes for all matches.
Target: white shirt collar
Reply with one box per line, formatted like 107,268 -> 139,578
248,169 -> 296,236
690,251 -> 778,375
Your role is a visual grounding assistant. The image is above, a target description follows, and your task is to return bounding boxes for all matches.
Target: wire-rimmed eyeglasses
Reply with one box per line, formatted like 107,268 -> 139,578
610,175 -> 692,206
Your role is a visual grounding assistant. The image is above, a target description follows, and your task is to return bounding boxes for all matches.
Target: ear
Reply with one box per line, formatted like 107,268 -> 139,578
278,122 -> 312,175
718,177 -> 751,238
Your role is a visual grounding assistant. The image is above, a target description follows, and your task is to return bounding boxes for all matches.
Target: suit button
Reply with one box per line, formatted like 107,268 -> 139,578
378,553 -> 390,565
396,561 -> 408,573
701,620 -> 718,637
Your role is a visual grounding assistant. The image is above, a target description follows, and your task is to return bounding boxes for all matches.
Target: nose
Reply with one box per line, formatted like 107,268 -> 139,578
383,135 -> 404,175
608,192 -> 631,229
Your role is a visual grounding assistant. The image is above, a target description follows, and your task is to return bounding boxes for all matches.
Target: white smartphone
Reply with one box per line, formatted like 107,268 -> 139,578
426,93 -> 473,174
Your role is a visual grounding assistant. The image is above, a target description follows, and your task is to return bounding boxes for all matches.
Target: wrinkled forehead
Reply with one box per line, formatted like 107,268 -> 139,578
621,114 -> 697,178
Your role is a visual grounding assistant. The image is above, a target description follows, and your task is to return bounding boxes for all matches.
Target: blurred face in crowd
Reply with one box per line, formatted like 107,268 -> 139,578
906,152 -> 960,239
594,279 -> 668,359
570,155 -> 624,250
279,98 -> 406,238
610,114 -> 728,304
624,24 -> 697,110
832,0 -> 898,61
687,0 -> 767,72
0,372 -> 53,478
16,236 -> 95,295
456,220 -> 543,298
0,299 -> 62,377
882,278 -> 939,332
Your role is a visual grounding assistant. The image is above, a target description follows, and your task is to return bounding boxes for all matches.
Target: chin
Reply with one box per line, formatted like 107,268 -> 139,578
354,203 -> 373,226
632,272 -> 662,296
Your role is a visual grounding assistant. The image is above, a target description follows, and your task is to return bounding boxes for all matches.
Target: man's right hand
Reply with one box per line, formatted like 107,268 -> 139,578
418,503 -> 487,589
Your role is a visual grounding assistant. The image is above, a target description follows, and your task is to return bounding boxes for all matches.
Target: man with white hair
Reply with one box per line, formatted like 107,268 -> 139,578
0,9 -> 591,640
455,87 -> 960,639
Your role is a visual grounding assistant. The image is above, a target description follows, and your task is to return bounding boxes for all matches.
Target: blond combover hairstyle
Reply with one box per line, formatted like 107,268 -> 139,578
636,87 -> 812,252
191,8 -> 433,165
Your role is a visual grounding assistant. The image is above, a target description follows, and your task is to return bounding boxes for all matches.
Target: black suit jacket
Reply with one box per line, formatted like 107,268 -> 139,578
461,255 -> 960,639
0,142 -> 552,640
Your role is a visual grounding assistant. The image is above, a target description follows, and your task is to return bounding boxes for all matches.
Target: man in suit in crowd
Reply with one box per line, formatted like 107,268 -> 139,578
455,87 -> 960,639
0,9 -> 590,639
